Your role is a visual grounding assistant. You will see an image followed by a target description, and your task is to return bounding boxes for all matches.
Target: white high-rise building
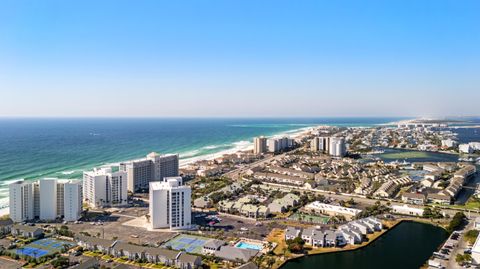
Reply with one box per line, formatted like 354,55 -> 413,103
9,179 -> 82,222
120,152 -> 179,192
329,137 -> 347,157
39,179 -> 57,220
254,136 -> 268,155
267,137 -> 294,153
310,137 -> 330,153
83,167 -> 128,209
9,181 -> 34,223
149,177 -> 191,230
64,181 -> 83,221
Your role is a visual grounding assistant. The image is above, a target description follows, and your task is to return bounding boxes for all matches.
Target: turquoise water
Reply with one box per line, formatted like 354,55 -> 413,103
235,242 -> 262,251
0,117 -> 405,207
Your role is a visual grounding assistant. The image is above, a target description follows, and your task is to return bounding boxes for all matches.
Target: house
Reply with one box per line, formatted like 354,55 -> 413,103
111,242 -> 145,260
350,221 -> 371,235
304,201 -> 362,220
144,248 -> 180,266
0,219 -> 13,236
11,225 -> 44,239
177,253 -> 202,269
401,192 -> 426,205
365,217 -> 383,231
301,227 -> 325,247
427,193 -> 451,205
75,235 -> 116,254
214,246 -> 258,262
284,227 -> 302,241
340,230 -> 360,245
324,230 -> 339,247
203,239 -> 226,255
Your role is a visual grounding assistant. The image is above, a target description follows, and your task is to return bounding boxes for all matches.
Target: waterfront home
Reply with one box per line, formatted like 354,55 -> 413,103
365,217 -> 383,230
301,227 -> 325,247
144,247 -> 180,266
11,224 -> 43,239
324,230 -> 341,247
214,246 -> 258,262
284,227 -> 302,241
427,193 -> 451,205
401,192 -> 427,205
111,242 -> 145,260
340,229 -> 361,245
203,239 -> 226,255
75,235 -> 116,254
350,221 -> 371,235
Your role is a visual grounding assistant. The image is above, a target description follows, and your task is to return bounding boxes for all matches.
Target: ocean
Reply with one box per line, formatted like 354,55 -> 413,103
0,117 -> 405,208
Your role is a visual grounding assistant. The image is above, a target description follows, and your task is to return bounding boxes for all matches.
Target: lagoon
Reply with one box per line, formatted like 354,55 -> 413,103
281,221 -> 448,269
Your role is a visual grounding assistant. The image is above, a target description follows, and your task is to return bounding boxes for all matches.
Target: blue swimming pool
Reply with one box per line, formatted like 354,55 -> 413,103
235,242 -> 262,251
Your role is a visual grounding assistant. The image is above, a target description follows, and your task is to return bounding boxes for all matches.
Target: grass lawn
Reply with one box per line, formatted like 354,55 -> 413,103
266,228 -> 288,256
448,197 -> 480,211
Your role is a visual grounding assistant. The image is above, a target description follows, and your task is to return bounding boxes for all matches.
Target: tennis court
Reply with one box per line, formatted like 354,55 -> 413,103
13,238 -> 75,259
162,234 -> 210,254
288,213 -> 330,224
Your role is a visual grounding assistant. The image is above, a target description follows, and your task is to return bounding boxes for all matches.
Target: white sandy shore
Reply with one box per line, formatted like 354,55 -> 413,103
0,126 -> 319,218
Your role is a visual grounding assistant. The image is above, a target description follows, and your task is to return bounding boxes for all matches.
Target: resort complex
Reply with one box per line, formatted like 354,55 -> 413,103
2,121 -> 480,269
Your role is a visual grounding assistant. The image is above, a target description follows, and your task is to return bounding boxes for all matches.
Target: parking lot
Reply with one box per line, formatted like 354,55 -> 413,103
193,211 -> 285,240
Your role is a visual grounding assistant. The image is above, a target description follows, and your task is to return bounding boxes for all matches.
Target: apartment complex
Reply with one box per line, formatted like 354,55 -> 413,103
310,136 -> 346,157
9,179 -> 82,223
267,137 -> 294,153
149,177 -> 191,230
83,167 -> 128,209
253,136 -> 268,155
120,152 -> 179,192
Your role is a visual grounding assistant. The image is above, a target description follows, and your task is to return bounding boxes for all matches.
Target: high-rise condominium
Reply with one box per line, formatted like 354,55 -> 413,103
253,136 -> 268,154
149,177 -> 191,230
9,179 -> 82,223
83,167 -> 128,209
120,152 -> 179,192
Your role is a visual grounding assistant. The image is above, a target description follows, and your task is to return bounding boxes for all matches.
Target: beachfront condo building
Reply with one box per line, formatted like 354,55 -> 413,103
329,137 -> 347,157
149,177 -> 191,230
9,181 -> 35,223
9,179 -> 83,222
253,136 -> 268,154
120,152 -> 179,192
83,167 -> 128,209
267,137 -> 294,153
310,136 -> 346,157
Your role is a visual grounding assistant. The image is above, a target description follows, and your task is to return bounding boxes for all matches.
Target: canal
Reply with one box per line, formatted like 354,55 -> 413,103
281,221 -> 448,269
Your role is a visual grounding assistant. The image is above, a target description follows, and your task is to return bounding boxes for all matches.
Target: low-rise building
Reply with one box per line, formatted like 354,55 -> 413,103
203,239 -> 226,255
305,201 -> 362,220
391,205 -> 424,216
427,193 -> 451,205
401,192 -> 426,205
11,224 -> 44,239
285,227 -> 302,241
214,246 -> 258,263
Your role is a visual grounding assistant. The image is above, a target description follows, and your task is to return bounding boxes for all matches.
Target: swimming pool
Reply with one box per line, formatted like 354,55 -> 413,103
235,241 -> 262,251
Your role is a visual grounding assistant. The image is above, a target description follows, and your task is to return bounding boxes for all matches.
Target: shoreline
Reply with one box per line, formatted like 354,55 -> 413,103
0,125 -> 318,217
276,218 -> 446,269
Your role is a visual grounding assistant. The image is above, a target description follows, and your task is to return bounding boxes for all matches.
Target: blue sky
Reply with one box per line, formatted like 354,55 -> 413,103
1,0 -> 479,117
